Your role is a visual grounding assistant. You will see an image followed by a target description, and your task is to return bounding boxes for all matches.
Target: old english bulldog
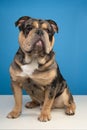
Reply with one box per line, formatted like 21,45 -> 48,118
7,16 -> 76,122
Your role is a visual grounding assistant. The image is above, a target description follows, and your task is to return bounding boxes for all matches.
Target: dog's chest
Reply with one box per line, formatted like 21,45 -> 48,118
20,60 -> 38,77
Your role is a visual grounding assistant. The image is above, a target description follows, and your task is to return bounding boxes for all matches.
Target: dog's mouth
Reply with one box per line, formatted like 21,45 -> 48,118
26,39 -> 45,56
34,40 -> 44,50
33,39 -> 45,55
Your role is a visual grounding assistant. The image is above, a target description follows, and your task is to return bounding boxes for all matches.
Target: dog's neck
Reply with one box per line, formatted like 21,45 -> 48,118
16,47 -> 55,66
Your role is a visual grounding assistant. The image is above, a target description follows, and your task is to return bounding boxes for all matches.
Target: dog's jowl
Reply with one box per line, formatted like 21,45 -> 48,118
7,16 -> 76,122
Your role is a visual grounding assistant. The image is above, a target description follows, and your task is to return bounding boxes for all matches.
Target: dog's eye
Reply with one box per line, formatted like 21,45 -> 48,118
45,28 -> 50,33
24,25 -> 33,36
26,25 -> 33,32
45,28 -> 54,35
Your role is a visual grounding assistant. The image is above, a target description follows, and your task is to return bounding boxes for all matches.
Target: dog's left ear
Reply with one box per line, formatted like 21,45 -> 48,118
47,20 -> 58,33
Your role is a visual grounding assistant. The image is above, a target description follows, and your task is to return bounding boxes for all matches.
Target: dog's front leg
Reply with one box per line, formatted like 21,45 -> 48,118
38,87 -> 56,122
7,81 -> 22,118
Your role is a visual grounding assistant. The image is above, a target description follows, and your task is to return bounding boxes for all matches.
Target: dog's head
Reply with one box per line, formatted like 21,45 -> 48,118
15,16 -> 58,56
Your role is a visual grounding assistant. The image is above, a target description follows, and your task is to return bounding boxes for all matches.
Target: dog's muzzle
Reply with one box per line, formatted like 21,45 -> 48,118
33,40 -> 45,52
35,40 -> 43,47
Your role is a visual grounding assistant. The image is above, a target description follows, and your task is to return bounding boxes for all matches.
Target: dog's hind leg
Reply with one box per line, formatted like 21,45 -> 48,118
63,88 -> 76,115
25,100 -> 39,108
53,87 -> 76,115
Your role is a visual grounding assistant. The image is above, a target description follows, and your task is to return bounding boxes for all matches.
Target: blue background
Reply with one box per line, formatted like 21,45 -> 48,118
0,0 -> 87,95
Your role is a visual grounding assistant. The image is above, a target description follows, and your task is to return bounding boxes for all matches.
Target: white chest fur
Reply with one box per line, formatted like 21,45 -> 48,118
20,59 -> 38,77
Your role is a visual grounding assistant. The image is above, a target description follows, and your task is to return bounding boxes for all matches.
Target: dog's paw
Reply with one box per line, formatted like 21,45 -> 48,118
38,113 -> 51,122
65,108 -> 75,115
25,101 -> 39,108
7,111 -> 21,119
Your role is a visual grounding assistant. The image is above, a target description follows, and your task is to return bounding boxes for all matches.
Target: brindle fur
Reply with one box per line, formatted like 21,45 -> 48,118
7,16 -> 76,121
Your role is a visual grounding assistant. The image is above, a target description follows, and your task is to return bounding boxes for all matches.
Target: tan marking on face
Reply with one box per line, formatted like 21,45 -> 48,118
41,23 -> 48,29
33,21 -> 39,28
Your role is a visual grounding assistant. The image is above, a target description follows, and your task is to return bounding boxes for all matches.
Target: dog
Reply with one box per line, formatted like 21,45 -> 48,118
7,16 -> 76,122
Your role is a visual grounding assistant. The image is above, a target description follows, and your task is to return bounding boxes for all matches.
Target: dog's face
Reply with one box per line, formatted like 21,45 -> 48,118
15,16 -> 58,56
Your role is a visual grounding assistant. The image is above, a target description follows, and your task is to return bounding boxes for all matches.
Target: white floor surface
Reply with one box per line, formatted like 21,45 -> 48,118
0,95 -> 87,130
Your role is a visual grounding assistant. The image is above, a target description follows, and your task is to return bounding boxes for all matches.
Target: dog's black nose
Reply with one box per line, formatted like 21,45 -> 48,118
36,29 -> 43,36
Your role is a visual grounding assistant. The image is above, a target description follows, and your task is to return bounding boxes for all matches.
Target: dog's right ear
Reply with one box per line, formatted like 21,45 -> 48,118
15,16 -> 30,27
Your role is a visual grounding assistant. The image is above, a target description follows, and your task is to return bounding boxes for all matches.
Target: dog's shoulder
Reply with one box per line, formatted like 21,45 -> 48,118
9,48 -> 25,78
14,48 -> 24,64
